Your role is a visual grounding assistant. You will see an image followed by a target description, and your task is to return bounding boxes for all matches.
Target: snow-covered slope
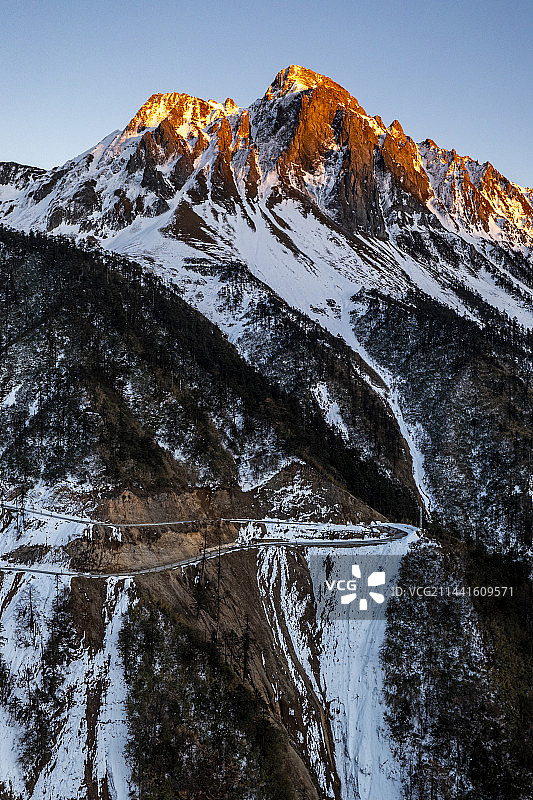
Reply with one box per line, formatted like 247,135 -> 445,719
258,526 -> 419,800
0,568 -> 132,800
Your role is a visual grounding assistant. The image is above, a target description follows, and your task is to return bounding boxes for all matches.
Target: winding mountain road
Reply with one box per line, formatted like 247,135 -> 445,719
0,502 -> 413,579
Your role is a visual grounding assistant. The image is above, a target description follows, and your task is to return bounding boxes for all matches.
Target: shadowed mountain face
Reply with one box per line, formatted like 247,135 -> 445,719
0,226 -> 417,519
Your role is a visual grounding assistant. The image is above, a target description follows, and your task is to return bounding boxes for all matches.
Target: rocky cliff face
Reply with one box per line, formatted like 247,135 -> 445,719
2,64 -> 531,258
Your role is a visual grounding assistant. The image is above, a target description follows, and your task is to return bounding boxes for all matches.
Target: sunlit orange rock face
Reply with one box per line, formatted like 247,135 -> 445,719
254,66 -> 385,235
419,140 -> 533,243
2,64 -> 532,254
252,66 -> 433,236
381,121 -> 433,207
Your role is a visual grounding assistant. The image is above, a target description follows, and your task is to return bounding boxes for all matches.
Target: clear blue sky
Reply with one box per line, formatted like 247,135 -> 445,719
2,0 -> 532,187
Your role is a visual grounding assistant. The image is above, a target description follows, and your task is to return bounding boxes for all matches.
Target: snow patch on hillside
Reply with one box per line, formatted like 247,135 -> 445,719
311,383 -> 350,442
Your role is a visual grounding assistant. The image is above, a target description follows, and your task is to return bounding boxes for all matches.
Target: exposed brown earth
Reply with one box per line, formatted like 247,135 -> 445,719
64,464 -> 386,574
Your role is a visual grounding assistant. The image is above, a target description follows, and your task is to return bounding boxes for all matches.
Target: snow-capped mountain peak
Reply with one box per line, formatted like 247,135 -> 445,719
1,66 -> 532,299
117,90 -> 243,146
419,137 -> 533,250
264,64 -> 358,103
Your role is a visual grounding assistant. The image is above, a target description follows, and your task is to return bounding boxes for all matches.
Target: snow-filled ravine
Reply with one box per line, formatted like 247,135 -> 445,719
257,526 -> 418,800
